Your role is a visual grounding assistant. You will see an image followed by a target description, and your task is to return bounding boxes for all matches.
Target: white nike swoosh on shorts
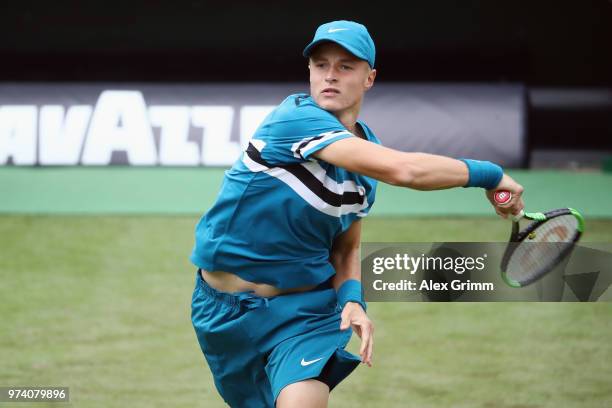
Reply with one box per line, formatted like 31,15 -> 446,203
300,357 -> 324,366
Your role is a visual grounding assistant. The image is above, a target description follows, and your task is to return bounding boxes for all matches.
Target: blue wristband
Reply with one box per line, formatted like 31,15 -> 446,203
337,279 -> 367,312
459,159 -> 503,190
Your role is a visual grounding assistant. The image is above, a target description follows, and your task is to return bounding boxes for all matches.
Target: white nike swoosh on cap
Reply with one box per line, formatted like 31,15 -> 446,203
327,28 -> 349,33
300,357 -> 324,366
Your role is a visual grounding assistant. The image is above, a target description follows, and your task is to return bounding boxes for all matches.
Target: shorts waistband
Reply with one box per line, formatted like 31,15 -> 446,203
195,270 -> 334,310
197,270 -> 269,310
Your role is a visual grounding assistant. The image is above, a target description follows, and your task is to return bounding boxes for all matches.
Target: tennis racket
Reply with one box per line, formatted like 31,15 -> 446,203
493,191 -> 585,288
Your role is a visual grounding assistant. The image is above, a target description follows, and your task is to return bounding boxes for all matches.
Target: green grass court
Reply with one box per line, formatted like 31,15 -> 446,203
1,168 -> 612,407
1,215 -> 611,408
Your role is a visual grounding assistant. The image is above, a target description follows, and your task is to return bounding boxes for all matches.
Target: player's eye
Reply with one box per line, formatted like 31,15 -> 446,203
341,65 -> 353,70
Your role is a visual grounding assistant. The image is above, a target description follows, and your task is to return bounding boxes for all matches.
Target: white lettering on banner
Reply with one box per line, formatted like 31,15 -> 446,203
81,91 -> 157,165
0,91 -> 276,166
39,105 -> 92,165
239,106 -> 275,149
148,106 -> 198,166
191,106 -> 239,166
0,106 -> 37,165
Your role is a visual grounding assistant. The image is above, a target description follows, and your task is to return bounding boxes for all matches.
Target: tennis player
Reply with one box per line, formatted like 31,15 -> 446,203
190,20 -> 524,408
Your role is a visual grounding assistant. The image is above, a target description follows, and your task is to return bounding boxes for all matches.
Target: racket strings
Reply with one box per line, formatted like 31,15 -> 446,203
506,215 -> 579,284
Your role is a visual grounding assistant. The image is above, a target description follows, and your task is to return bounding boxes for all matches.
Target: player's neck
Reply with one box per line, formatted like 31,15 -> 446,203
335,103 -> 362,136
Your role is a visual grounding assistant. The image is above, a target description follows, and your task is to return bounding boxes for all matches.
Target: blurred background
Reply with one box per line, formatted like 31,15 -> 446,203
1,1 -> 611,407
2,0 -> 612,169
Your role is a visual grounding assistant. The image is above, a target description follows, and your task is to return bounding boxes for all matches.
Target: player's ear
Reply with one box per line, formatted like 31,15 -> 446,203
364,68 -> 377,91
308,57 -> 314,70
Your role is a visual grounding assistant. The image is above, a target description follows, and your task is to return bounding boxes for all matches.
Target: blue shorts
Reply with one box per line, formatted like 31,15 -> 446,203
190,270 -> 361,407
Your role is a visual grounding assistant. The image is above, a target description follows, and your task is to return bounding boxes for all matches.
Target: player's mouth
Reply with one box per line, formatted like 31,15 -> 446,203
321,88 -> 340,96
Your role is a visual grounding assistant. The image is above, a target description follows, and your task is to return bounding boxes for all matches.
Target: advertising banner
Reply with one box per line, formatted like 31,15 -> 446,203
0,83 -> 526,167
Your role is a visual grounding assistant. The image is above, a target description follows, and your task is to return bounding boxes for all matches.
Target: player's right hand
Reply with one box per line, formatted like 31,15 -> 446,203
486,174 -> 524,218
340,302 -> 374,367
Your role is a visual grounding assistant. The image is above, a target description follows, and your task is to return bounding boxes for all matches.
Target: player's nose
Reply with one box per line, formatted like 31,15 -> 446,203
325,73 -> 338,83
324,67 -> 338,82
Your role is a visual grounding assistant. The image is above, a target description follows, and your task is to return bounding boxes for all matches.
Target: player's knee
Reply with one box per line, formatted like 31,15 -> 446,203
276,379 -> 329,408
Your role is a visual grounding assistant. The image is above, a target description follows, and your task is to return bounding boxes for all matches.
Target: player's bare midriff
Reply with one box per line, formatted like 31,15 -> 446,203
200,269 -> 318,297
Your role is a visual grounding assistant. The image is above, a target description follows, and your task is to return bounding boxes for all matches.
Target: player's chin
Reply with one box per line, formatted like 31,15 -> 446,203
317,99 -> 346,113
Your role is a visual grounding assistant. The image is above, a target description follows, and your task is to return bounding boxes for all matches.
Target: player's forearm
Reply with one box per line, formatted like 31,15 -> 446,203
330,246 -> 361,292
330,245 -> 369,312
393,152 -> 470,191
329,214 -> 367,310
315,138 -> 483,191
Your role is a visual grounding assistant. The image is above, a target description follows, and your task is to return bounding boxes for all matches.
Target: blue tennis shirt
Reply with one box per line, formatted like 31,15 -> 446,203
190,94 -> 381,289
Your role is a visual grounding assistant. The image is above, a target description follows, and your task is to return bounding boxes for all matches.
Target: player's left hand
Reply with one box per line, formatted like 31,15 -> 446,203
340,302 -> 373,367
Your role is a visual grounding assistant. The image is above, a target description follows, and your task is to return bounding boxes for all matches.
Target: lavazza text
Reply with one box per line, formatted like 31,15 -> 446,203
0,90 -> 275,166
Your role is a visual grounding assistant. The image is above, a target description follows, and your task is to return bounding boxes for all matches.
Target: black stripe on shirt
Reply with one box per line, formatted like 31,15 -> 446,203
293,130 -> 346,159
246,142 -> 364,207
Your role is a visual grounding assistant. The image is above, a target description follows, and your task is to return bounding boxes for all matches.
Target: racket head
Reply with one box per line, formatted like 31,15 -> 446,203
500,208 -> 584,287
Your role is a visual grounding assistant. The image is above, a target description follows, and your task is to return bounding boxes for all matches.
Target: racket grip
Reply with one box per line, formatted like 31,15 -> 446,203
512,209 -> 525,222
493,190 -> 512,205
493,190 -> 524,221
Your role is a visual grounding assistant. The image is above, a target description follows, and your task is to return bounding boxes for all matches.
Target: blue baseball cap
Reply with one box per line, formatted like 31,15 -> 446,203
303,20 -> 376,68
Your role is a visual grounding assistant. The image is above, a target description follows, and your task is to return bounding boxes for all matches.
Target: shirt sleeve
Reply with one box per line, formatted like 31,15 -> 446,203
255,98 -> 355,166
